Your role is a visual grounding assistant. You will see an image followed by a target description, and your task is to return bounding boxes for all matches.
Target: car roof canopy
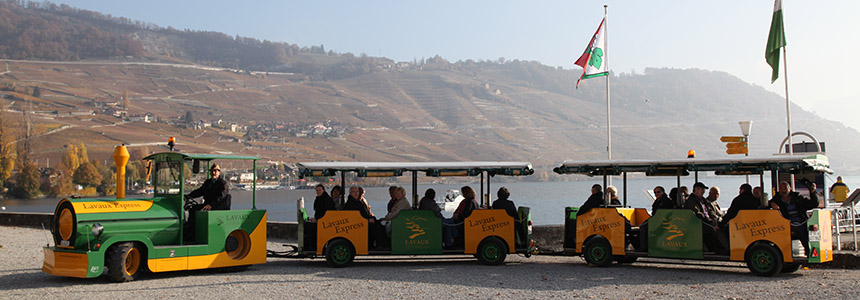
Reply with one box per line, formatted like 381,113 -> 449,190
296,161 -> 534,178
553,154 -> 831,177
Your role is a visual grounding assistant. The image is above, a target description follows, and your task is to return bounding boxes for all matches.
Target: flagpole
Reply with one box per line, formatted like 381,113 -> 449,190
604,4 -> 612,197
604,4 -> 611,163
783,45 -> 795,190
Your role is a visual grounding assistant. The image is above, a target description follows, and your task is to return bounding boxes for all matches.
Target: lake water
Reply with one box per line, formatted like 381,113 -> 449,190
4,174 -> 854,225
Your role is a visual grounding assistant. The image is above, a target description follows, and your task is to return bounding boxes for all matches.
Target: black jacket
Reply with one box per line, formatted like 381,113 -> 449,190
187,176 -> 230,210
343,196 -> 374,220
576,191 -> 604,217
769,191 -> 819,224
651,194 -> 675,216
418,196 -> 443,219
720,191 -> 760,227
492,198 -> 518,219
313,192 -> 335,220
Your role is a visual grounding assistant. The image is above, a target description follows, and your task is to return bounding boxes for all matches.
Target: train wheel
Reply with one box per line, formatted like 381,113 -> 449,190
583,236 -> 613,267
325,239 -> 355,268
476,237 -> 507,265
745,243 -> 783,277
106,242 -> 144,282
225,230 -> 251,260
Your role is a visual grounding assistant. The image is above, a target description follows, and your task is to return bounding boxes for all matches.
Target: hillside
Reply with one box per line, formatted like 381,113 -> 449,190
1,1 -> 859,177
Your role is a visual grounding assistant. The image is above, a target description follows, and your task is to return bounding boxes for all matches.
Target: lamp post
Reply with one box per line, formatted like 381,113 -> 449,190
739,121 -> 753,183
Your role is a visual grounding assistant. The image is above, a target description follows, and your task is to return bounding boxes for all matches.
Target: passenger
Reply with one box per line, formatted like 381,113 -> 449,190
719,184 -> 760,228
685,182 -> 725,254
753,186 -> 768,207
576,184 -> 603,217
330,185 -> 344,210
706,186 -> 723,222
606,186 -> 622,206
668,186 -> 689,207
492,187 -> 518,219
184,164 -> 230,241
769,180 -> 819,255
344,186 -> 387,250
385,186 -> 398,213
493,187 -> 526,247
451,186 -> 480,248
380,186 -> 411,236
418,188 -> 443,219
650,186 -> 674,215
310,184 -> 335,222
685,182 -> 719,228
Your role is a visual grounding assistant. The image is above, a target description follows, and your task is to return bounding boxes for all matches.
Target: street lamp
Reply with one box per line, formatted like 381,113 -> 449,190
739,121 -> 753,183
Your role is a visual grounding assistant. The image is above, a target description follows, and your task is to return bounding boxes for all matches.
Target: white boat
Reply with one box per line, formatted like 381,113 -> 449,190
438,189 -> 464,212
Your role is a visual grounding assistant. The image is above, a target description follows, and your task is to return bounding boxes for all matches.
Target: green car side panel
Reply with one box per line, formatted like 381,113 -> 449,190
186,209 -> 266,256
392,210 -> 442,255
648,209 -> 703,259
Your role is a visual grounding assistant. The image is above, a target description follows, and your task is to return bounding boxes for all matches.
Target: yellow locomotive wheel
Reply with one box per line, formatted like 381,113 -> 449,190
226,230 -> 251,260
107,242 -> 145,282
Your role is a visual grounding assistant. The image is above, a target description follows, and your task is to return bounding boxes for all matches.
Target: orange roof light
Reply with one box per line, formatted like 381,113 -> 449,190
687,150 -> 696,158
168,136 -> 176,151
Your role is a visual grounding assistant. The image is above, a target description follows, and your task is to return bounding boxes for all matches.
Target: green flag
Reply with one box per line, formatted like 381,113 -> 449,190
766,0 -> 786,83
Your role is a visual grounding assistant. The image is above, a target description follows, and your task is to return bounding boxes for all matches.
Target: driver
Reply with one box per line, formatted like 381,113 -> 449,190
186,164 -> 231,211
183,164 -> 230,242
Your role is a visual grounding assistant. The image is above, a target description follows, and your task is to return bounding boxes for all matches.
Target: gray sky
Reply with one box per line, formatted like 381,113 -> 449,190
53,0 -> 860,131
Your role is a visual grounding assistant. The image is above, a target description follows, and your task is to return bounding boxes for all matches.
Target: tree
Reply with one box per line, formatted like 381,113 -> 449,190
48,171 -> 74,197
61,144 -> 80,173
77,143 -> 89,165
185,111 -> 193,124
32,86 -> 41,98
73,161 -> 102,187
0,99 -> 15,188
12,161 -> 40,198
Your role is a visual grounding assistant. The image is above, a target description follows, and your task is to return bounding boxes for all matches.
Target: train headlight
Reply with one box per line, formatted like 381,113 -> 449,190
91,223 -> 104,239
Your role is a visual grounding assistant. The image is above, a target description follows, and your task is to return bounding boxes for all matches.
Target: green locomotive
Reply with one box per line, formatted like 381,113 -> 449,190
42,144 -> 267,282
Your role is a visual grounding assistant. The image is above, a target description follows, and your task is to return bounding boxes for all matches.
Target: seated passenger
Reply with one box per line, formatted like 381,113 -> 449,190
576,184 -> 604,217
706,186 -> 723,222
769,180 -> 819,255
685,182 -> 726,254
379,186 -> 411,236
310,184 -> 335,222
330,185 -> 344,210
451,186 -> 480,247
491,187 -> 517,219
493,187 -> 525,247
344,186 -> 387,250
650,186 -> 674,215
719,183 -> 760,228
606,186 -> 622,206
418,188 -> 443,219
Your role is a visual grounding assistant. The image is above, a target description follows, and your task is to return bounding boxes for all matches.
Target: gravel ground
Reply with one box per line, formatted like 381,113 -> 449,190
2,226 -> 860,299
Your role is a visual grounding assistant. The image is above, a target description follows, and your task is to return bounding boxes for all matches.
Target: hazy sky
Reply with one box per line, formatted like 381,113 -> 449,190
52,0 -> 860,131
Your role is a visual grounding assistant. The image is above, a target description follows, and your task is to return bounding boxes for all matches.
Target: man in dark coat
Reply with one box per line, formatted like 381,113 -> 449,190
719,183 -> 760,228
576,184 -> 604,217
685,182 -> 725,254
184,163 -> 230,241
650,186 -> 674,215
186,164 -> 231,211
769,180 -> 820,254
311,184 -> 335,221
492,187 -> 518,219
